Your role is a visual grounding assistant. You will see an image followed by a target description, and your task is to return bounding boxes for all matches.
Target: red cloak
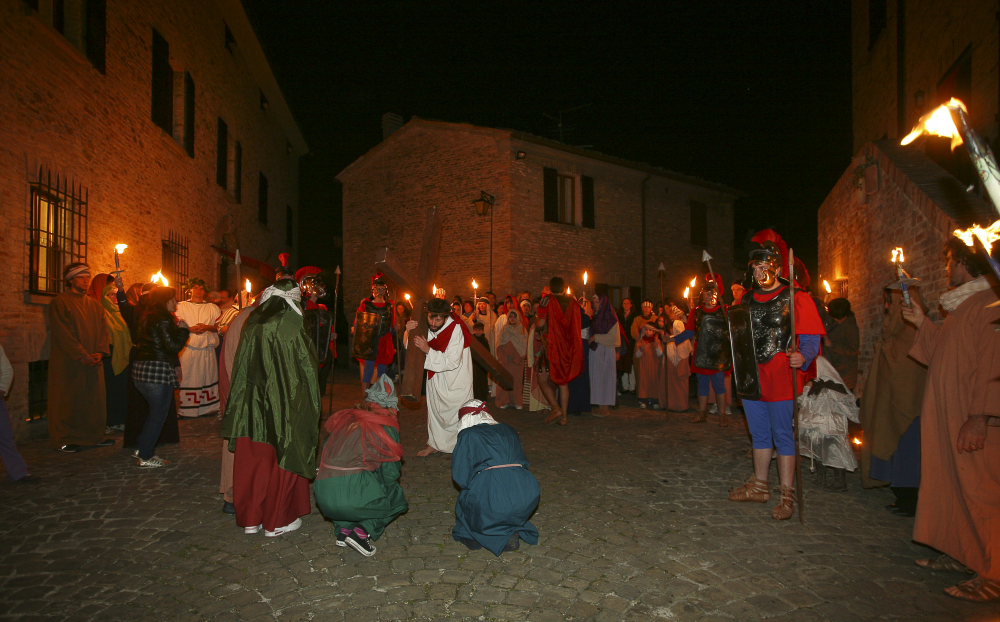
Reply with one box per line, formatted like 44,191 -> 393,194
537,294 -> 583,385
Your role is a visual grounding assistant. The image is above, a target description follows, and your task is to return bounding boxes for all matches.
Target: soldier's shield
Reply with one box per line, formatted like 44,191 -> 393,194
692,313 -> 732,371
728,304 -> 762,401
303,308 -> 334,365
350,311 -> 383,361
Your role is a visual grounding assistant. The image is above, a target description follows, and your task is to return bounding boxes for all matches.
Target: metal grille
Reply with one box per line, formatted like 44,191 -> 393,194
29,167 -> 88,295
161,230 -> 189,287
27,360 -> 48,421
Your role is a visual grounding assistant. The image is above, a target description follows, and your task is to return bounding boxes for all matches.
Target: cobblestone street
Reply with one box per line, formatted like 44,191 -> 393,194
1,371 -> 995,622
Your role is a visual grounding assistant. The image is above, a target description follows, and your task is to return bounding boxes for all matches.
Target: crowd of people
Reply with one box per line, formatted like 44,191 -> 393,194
1,225 -> 997,603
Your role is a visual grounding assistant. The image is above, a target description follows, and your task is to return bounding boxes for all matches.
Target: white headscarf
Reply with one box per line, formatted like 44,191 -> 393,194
457,399 -> 499,431
257,281 -> 303,315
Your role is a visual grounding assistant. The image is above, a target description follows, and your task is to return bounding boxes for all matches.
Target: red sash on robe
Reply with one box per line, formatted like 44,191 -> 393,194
426,314 -> 471,380
537,294 -> 583,385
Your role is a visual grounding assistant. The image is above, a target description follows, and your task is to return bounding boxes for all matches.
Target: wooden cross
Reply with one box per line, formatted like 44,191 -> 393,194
375,206 -> 514,401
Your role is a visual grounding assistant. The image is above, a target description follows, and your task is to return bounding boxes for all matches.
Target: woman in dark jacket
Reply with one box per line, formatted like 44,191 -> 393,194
131,287 -> 190,467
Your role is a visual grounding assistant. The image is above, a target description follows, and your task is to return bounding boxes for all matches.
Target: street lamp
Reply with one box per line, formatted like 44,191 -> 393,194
473,191 -> 495,290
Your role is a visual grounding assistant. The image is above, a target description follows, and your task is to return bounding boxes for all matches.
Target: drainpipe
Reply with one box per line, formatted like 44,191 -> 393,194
640,172 -> 652,297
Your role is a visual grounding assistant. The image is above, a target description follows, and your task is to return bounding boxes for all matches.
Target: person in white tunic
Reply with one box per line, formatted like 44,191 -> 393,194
174,278 -> 221,417
406,298 -> 474,457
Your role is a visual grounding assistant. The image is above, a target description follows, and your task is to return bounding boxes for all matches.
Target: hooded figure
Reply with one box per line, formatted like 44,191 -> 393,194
315,375 -> 407,557
797,356 -> 860,487
221,277 -> 321,537
451,400 -> 540,555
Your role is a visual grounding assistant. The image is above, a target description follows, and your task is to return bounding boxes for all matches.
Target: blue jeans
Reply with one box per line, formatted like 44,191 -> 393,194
134,382 -> 174,461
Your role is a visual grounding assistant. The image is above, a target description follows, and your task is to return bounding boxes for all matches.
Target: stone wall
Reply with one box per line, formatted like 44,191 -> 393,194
818,142 -> 962,395
0,0 -> 304,439
340,119 -> 737,316
852,0 -> 999,152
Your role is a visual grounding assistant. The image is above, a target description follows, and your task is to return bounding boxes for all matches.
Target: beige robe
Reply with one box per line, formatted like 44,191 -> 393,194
635,336 -> 666,407
48,290 -> 110,448
909,283 -> 1000,580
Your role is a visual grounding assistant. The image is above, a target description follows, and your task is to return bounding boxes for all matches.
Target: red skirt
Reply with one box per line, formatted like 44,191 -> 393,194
233,438 -> 311,531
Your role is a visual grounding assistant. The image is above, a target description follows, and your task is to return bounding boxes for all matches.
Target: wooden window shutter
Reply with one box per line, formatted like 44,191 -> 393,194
629,286 -> 643,306
216,118 -> 227,188
581,175 -> 595,228
543,167 -> 558,223
183,72 -> 195,157
151,29 -> 172,134
86,0 -> 106,73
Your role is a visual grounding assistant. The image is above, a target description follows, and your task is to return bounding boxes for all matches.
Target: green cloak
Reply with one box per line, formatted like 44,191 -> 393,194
220,279 -> 321,479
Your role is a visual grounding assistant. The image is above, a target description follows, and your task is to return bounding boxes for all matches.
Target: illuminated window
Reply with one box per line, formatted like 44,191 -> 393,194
28,168 -> 88,295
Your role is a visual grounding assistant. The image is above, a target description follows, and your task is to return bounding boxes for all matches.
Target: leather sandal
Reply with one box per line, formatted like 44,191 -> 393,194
690,410 -> 707,423
916,554 -> 973,574
944,576 -> 1000,602
728,475 -> 770,503
545,407 -> 564,424
719,413 -> 729,427
771,485 -> 796,520
557,411 -> 568,426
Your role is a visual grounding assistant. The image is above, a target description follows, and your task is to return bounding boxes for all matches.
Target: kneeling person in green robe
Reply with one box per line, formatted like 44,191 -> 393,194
315,375 -> 407,556
452,399 -> 540,555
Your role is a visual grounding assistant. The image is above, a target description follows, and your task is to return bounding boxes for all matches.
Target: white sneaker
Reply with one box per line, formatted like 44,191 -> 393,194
265,517 -> 302,537
136,455 -> 170,468
707,404 -> 718,414
725,406 -> 733,415
244,524 -> 262,535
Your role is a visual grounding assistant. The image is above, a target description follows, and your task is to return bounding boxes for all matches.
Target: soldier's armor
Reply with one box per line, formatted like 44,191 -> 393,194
693,307 -> 731,371
362,298 -> 393,341
747,288 -> 793,364
303,308 -> 334,366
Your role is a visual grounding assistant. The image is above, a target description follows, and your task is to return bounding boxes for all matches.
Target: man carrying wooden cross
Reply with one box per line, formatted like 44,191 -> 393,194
405,298 -> 474,457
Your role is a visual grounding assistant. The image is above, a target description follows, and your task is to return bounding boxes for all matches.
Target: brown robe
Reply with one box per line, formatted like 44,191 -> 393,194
635,336 -> 666,407
859,289 -> 928,488
48,289 -> 110,448
909,284 -> 1000,580
494,341 -> 524,408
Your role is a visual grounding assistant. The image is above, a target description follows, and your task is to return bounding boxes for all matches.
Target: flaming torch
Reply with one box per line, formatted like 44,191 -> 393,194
887,247 -> 918,307
582,271 -> 588,300
472,278 -> 478,302
150,271 -> 168,287
244,279 -> 252,305
902,98 -> 1000,283
822,280 -> 832,302
112,244 -> 127,285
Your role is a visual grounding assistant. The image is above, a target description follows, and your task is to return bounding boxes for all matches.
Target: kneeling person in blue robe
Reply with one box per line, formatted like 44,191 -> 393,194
452,400 -> 540,555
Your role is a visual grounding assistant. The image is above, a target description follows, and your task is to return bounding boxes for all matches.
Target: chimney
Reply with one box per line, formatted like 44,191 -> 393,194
381,113 -> 404,140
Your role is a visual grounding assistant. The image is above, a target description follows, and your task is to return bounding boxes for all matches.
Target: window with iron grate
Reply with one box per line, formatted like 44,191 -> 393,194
161,230 -> 189,288
28,167 -> 88,295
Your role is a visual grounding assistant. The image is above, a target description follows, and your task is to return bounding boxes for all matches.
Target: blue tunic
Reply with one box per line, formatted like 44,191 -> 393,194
452,422 -> 540,556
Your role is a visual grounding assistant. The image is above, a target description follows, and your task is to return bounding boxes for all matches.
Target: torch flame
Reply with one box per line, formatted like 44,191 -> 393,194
566,286 -> 571,295
404,293 -> 411,301
245,279 -> 252,294
432,284 -> 437,295
472,279 -> 478,289
583,271 -> 588,285
852,437 -> 862,446
689,277 -> 697,287
823,280 -> 832,293
891,247 -> 905,263
115,244 -> 127,254
901,98 -> 967,150
954,221 -> 1000,253
150,271 -> 168,287
683,287 -> 690,299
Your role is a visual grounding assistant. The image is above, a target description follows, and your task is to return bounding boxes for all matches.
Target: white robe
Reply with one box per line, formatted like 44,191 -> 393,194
175,301 -> 221,417
424,317 -> 474,453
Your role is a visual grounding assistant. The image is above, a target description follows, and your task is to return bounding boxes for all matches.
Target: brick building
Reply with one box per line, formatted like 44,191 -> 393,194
818,0 -> 998,393
337,117 -> 740,318
0,0 -> 307,439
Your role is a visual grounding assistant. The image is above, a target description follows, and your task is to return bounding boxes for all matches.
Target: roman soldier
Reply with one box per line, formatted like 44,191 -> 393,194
726,229 -> 825,521
676,273 -> 732,426
351,273 -> 396,392
298,266 -> 335,393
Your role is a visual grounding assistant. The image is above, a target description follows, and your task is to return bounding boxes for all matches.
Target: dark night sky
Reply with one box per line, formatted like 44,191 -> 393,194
243,1 -> 853,281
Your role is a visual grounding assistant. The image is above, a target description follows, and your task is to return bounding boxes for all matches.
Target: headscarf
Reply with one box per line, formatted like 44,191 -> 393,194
592,294 -> 619,335
497,307 -> 528,356
99,282 -> 132,374
667,319 -> 691,366
86,272 -> 111,301
64,263 -> 90,281
364,373 -> 398,410
126,282 -> 145,306
458,399 -> 499,431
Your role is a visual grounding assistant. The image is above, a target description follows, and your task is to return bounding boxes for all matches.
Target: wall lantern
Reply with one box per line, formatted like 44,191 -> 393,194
473,190 -> 494,216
